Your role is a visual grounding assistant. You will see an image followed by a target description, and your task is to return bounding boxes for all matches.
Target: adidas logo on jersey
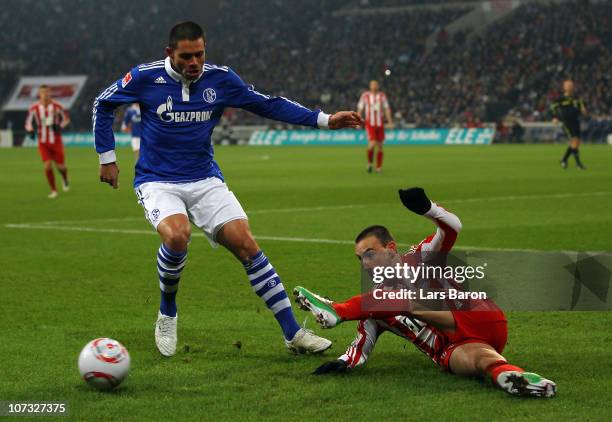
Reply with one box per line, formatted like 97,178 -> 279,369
154,76 -> 166,84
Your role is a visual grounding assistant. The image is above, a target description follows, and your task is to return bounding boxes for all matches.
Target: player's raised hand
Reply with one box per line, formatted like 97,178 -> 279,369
328,111 -> 364,130
313,360 -> 349,375
100,162 -> 120,189
398,187 -> 432,215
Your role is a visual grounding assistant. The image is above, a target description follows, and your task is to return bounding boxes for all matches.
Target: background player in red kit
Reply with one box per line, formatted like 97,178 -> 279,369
357,80 -> 393,173
294,187 -> 556,398
25,85 -> 71,198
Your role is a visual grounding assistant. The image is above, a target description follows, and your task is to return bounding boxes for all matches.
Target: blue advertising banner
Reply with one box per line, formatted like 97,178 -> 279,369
248,128 -> 495,146
24,128 -> 494,147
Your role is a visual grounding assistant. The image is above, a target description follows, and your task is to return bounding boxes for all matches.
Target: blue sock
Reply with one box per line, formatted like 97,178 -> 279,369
244,251 -> 301,341
157,243 -> 187,317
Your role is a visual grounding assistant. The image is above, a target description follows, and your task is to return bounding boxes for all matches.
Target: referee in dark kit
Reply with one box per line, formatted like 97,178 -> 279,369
551,79 -> 587,169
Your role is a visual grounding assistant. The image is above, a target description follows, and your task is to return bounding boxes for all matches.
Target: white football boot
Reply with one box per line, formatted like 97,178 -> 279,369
285,327 -> 332,354
155,311 -> 178,357
48,190 -> 58,199
497,371 -> 557,398
293,286 -> 342,329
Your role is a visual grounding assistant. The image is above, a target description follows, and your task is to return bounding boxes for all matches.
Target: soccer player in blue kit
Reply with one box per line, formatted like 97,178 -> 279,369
93,21 -> 363,357
121,103 -> 142,159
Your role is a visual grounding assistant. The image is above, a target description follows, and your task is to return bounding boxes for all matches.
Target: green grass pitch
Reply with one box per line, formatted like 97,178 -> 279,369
0,144 -> 611,420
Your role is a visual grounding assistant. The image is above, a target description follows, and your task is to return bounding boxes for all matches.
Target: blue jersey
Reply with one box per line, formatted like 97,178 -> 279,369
93,57 -> 327,187
122,105 -> 142,137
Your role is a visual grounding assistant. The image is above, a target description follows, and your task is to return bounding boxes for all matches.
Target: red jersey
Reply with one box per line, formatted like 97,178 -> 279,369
25,101 -> 68,145
339,204 -> 506,369
358,91 -> 389,128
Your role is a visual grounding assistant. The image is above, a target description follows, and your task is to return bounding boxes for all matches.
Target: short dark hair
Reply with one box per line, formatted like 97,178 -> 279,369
169,21 -> 205,49
355,225 -> 395,245
39,84 -> 49,89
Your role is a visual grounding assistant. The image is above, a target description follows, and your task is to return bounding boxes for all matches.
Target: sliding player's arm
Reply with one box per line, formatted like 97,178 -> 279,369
93,68 -> 141,188
224,68 -> 363,130
313,319 -> 381,374
398,187 -> 462,252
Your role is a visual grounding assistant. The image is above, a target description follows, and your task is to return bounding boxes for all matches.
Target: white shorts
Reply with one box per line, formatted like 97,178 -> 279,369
131,137 -> 141,151
135,178 -> 247,247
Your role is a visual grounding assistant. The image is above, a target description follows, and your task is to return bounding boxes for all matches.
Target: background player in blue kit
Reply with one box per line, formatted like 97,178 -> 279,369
121,103 -> 142,160
93,21 -> 363,357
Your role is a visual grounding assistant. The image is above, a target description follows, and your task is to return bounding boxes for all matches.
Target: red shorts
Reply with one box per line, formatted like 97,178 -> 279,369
39,142 -> 65,165
439,309 -> 508,370
366,125 -> 385,142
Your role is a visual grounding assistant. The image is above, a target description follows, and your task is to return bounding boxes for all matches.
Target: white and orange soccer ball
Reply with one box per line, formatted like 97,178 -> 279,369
78,338 -> 130,391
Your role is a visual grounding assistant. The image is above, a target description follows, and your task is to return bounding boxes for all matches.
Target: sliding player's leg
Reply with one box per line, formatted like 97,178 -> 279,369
136,182 -> 191,357
445,310 -> 555,397
448,342 -> 556,398
293,287 -> 439,328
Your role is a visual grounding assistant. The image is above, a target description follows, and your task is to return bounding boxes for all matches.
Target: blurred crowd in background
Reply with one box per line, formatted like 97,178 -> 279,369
0,0 -> 609,136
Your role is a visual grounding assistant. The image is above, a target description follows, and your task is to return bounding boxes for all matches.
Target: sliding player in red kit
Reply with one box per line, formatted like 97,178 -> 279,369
294,187 -> 556,398
358,80 -> 392,173
25,85 -> 71,198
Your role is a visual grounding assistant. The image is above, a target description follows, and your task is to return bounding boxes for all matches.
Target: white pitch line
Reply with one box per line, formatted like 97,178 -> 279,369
24,190 -> 612,227
4,223 -> 611,255
32,204 -> 378,225
442,190 -> 612,204
2,223 -> 353,244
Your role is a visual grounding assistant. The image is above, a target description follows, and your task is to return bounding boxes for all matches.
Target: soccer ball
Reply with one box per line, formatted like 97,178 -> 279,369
78,338 -> 130,391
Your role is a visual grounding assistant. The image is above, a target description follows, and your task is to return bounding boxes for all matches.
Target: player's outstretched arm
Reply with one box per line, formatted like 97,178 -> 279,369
225,69 -> 363,130
398,187 -> 432,215
313,319 -> 381,375
313,360 -> 348,375
328,111 -> 363,130
399,187 -> 462,252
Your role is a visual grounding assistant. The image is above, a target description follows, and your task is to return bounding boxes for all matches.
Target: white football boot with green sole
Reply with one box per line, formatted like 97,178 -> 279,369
293,286 -> 342,329
497,371 -> 557,398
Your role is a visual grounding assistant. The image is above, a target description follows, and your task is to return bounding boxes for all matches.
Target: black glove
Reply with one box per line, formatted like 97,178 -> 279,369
313,360 -> 349,375
398,187 -> 432,215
